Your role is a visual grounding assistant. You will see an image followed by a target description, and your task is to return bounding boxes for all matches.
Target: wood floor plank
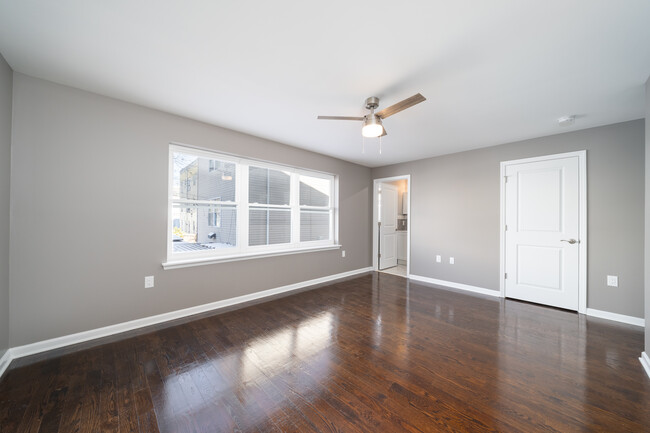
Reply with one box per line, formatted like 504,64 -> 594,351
36,383 -> 68,433
133,388 -> 160,433
0,364 -> 47,432
15,360 -> 62,433
78,349 -> 102,433
142,349 -> 177,433
114,340 -> 141,433
98,345 -> 119,432
1,273 -> 649,432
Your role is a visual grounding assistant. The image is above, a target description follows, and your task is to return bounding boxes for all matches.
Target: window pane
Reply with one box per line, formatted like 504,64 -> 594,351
300,175 -> 330,207
300,210 -> 330,242
249,166 -> 290,205
172,203 -> 237,252
172,152 -> 236,201
249,208 -> 291,246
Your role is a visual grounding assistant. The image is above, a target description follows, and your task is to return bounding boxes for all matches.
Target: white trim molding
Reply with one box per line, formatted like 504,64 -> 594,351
409,274 -> 501,298
0,349 -> 11,379
163,244 -> 341,270
586,308 -> 645,327
640,352 -> 650,379
10,267 -> 373,360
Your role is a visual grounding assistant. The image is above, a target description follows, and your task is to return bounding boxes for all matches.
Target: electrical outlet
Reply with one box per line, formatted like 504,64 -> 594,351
144,276 -> 154,288
436,255 -> 441,263
606,275 -> 618,287
449,257 -> 455,265
342,250 -> 346,258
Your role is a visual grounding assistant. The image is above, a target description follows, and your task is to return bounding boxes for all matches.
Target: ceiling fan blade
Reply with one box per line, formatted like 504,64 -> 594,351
376,93 -> 426,119
380,126 -> 387,137
317,115 -> 365,121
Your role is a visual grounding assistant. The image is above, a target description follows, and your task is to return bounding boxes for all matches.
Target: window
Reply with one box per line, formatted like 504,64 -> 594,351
167,144 -> 338,266
248,166 -> 291,246
299,174 -> 332,242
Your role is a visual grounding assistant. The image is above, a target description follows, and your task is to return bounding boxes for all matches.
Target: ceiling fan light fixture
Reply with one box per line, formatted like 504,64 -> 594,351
362,115 -> 383,138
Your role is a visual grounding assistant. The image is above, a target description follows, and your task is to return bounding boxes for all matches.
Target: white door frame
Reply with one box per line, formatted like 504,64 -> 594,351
373,175 -> 411,276
499,150 -> 587,313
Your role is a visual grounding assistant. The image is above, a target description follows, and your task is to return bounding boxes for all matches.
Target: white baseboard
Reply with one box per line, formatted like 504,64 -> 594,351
640,352 -> 650,379
407,277 -> 647,329
0,349 -> 11,379
585,308 -> 645,327
409,274 -> 501,298
10,267 -> 373,360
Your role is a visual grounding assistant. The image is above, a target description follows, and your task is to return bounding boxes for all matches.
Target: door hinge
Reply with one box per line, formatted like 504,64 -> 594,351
504,176 -> 508,183
505,224 -> 508,231
504,272 -> 508,279
378,253 -> 381,258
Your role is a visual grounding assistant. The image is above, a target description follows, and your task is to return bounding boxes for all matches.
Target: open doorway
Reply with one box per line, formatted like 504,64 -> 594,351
373,175 -> 410,277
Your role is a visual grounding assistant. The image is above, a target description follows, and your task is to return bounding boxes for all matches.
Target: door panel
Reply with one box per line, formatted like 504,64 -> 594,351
516,245 -> 562,290
505,156 -> 580,310
380,183 -> 398,269
518,168 -> 562,232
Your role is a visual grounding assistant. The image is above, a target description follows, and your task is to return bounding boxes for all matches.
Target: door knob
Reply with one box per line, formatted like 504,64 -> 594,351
560,239 -> 578,244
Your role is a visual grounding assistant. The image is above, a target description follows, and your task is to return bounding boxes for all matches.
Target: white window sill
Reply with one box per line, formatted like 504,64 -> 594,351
162,244 -> 342,270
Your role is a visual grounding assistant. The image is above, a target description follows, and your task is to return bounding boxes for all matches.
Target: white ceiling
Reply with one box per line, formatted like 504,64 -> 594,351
1,1 -> 649,167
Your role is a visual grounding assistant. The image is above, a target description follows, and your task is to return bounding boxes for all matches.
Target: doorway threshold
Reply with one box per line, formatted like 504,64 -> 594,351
379,264 -> 407,277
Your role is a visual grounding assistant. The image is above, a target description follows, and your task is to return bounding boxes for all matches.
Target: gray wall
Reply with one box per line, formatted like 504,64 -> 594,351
9,74 -> 372,347
373,120 -> 645,319
646,76 -> 649,353
0,54 -> 11,358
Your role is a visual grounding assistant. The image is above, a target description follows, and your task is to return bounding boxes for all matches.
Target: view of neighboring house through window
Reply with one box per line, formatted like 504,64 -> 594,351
171,152 -> 237,254
168,144 -> 337,262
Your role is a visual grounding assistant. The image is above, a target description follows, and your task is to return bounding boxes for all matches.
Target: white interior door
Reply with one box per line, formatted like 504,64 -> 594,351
380,183 -> 398,270
504,155 -> 580,310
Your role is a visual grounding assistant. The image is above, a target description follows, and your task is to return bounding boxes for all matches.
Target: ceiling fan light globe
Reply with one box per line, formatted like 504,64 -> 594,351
362,124 -> 383,137
362,114 -> 383,138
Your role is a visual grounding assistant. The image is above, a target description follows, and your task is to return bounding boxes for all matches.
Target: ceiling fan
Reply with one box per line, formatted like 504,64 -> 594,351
317,93 -> 426,138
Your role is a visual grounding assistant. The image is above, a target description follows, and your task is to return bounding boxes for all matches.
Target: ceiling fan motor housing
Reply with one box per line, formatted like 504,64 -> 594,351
365,96 -> 380,110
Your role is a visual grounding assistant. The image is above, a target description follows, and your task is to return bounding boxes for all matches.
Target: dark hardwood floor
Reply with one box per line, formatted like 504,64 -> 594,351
1,272 -> 649,432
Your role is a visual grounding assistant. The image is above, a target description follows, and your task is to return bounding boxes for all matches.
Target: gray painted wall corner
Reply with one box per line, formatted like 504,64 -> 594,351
0,53 -> 12,358
372,120 -> 645,319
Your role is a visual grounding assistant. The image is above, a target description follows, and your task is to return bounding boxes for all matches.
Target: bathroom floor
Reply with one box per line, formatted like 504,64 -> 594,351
379,263 -> 407,277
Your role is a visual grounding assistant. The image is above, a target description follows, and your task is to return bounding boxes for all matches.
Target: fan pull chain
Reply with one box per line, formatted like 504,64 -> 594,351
379,135 -> 382,154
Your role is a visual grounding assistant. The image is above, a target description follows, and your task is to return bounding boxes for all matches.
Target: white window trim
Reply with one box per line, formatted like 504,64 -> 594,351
163,244 -> 342,270
164,143 -> 339,269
